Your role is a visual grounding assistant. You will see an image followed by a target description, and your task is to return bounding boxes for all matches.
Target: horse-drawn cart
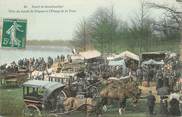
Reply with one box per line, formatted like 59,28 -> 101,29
0,73 -> 28,87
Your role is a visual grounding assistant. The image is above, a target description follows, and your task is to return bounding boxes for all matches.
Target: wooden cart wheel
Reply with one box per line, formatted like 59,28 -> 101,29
58,90 -> 67,99
88,86 -> 99,98
23,105 -> 41,117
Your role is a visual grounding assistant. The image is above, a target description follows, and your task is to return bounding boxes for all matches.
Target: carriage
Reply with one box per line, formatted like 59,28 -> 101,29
0,72 -> 28,87
22,80 -> 66,117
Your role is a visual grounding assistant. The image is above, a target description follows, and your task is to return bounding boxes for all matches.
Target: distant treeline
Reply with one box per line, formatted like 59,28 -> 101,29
26,40 -> 74,47
73,1 -> 181,54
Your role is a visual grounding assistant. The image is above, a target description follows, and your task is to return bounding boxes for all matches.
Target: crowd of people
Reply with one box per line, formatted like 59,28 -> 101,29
110,53 -> 182,116
146,90 -> 182,116
139,58 -> 182,116
0,54 -> 69,74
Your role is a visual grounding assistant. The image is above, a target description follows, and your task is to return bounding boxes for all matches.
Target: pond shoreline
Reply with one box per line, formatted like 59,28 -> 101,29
0,46 -> 71,65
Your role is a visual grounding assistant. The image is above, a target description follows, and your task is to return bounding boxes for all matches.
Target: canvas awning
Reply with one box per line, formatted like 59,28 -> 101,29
108,59 -> 127,75
141,51 -> 166,61
108,59 -> 125,66
71,54 -> 84,60
119,51 -> 140,61
79,50 -> 101,60
106,53 -> 118,60
169,53 -> 177,58
142,59 -> 164,65
23,80 -> 64,89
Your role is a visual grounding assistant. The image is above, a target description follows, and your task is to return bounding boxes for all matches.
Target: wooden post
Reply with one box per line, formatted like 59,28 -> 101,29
179,31 -> 182,61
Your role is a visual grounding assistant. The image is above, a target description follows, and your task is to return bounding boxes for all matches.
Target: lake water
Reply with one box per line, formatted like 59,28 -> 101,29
0,46 -> 72,65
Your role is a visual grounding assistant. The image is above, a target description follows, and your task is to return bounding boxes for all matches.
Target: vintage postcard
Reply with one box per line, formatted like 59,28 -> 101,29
0,0 -> 182,117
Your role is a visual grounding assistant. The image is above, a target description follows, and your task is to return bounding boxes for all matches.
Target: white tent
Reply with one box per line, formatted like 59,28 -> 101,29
108,59 -> 125,66
71,54 -> 84,60
106,51 -> 139,61
142,59 -> 164,65
108,59 -> 127,75
70,54 -> 84,63
79,50 -> 101,59
106,53 -> 118,60
119,51 -> 140,61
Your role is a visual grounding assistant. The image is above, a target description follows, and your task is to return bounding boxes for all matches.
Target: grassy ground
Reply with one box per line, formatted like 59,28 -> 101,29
0,86 -> 163,117
0,87 -> 24,117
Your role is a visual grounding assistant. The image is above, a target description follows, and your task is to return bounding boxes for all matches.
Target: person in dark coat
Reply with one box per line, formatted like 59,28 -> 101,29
160,96 -> 168,116
143,68 -> 149,86
156,77 -> 163,90
179,94 -> 182,116
136,67 -> 143,85
119,97 -> 127,115
148,68 -> 154,81
163,74 -> 169,88
147,90 -> 156,115
169,98 -> 180,116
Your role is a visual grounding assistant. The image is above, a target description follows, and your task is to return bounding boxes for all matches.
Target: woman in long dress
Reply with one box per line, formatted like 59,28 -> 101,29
6,21 -> 23,47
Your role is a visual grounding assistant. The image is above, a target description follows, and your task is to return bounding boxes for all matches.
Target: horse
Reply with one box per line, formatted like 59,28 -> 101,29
99,80 -> 142,115
63,97 -> 101,117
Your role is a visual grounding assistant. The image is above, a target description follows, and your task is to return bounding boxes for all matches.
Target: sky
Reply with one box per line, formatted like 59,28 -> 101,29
0,0 -> 180,40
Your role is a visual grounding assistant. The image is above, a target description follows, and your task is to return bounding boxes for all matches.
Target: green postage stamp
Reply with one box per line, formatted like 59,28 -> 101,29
1,19 -> 27,48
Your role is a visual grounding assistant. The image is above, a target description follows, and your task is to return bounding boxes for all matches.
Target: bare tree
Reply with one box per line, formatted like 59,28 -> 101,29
147,2 -> 182,58
147,2 -> 182,29
129,0 -> 154,53
73,18 -> 92,51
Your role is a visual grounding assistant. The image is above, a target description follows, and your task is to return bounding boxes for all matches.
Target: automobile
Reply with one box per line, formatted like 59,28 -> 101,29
22,80 -> 66,117
49,72 -> 100,99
